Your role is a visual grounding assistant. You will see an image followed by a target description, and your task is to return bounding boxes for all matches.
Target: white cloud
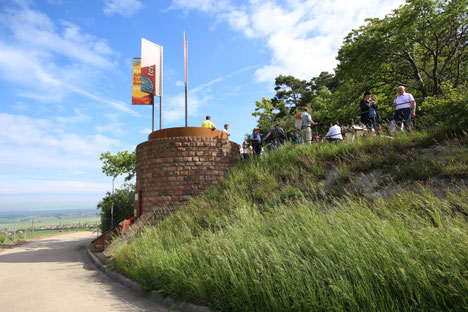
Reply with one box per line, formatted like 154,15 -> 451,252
171,0 -> 405,82
164,92 -> 210,122
0,113 -> 121,171
55,108 -> 91,124
0,3 -> 137,115
175,80 -> 185,87
0,180 -> 109,194
139,128 -> 152,134
103,0 -> 143,17
163,65 -> 256,123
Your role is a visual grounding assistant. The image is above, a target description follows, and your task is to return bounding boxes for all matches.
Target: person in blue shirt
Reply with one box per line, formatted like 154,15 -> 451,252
360,91 -> 379,130
250,127 -> 262,156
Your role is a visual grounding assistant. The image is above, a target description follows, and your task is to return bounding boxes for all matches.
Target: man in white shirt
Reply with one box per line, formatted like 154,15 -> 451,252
222,124 -> 231,137
393,86 -> 416,130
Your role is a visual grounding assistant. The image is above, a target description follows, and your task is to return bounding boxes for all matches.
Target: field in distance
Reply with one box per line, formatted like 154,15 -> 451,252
0,209 -> 100,231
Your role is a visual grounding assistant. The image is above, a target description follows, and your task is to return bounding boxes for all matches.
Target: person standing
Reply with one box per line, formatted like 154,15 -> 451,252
360,91 -> 379,130
250,127 -> 262,156
201,116 -> 216,130
264,122 -> 286,150
242,141 -> 250,159
393,86 -> 416,131
300,108 -> 318,144
222,124 -> 231,137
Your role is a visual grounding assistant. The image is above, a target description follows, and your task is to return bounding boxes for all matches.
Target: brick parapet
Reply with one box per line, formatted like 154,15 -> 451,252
135,136 -> 240,221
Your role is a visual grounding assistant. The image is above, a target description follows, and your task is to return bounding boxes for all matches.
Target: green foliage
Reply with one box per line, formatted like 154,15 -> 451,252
100,150 -> 136,181
337,0 -> 468,98
97,184 -> 135,232
251,0 -> 467,135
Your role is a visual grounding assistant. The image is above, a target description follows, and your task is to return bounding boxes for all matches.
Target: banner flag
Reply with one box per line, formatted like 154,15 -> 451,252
132,58 -> 153,105
141,38 -> 162,96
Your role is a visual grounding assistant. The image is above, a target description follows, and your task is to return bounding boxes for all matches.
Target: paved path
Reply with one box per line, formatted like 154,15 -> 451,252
0,231 -> 167,312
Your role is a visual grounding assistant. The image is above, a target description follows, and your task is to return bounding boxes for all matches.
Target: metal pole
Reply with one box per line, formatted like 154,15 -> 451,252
111,176 -> 115,228
152,99 -> 154,132
184,31 -> 188,127
160,45 -> 163,130
13,221 -> 16,241
32,218 -> 34,238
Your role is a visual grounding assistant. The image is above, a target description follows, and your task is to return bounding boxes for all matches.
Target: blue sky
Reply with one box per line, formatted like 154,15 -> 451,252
0,0 -> 404,212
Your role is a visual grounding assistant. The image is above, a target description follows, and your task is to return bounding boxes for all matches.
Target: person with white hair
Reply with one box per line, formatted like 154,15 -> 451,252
393,86 -> 416,130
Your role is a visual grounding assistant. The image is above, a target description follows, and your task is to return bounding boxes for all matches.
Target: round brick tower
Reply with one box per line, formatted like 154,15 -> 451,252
134,127 -> 240,221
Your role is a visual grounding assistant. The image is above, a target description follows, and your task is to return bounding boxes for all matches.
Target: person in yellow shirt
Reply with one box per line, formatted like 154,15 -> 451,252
201,116 -> 216,130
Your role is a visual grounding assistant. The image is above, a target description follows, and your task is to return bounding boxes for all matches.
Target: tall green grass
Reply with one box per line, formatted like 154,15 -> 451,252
110,128 -> 467,311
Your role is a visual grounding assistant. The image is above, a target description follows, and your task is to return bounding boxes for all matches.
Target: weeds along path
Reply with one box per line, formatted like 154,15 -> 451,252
0,231 -> 167,312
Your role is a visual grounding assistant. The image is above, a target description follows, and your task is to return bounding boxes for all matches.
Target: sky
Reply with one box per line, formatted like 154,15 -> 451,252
0,0 -> 405,212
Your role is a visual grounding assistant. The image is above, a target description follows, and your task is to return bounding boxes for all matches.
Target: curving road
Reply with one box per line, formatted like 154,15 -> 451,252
0,231 -> 166,312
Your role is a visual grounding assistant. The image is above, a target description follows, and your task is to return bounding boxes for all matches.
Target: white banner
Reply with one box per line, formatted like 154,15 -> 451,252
141,38 -> 162,96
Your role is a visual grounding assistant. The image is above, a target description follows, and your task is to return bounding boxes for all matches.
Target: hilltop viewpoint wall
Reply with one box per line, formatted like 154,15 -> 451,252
134,127 -> 240,222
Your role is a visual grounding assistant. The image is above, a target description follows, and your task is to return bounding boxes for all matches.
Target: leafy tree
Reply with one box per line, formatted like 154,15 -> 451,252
97,184 -> 135,232
252,97 -> 286,135
310,71 -> 339,93
336,0 -> 468,98
250,0 -> 467,135
273,75 -> 312,111
100,150 -> 136,181
98,150 -> 136,229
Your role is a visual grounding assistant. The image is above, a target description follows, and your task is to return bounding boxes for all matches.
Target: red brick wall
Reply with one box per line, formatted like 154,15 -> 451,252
135,136 -> 240,221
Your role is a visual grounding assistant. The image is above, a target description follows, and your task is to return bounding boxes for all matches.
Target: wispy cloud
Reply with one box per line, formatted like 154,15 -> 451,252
0,113 -> 122,171
0,2 -> 136,115
164,65 -> 257,122
0,180 -> 109,194
103,0 -> 143,17
171,0 -> 405,81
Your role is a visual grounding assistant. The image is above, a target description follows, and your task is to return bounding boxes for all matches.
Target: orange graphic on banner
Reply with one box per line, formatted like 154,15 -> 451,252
132,58 -> 153,105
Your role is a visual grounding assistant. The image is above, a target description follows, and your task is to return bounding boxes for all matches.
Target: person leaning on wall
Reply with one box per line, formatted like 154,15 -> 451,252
201,116 -> 216,130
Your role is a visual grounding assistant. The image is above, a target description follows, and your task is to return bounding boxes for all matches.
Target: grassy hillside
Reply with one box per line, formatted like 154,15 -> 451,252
109,120 -> 467,311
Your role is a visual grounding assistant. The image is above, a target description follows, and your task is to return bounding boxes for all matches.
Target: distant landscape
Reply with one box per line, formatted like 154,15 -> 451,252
0,209 -> 100,234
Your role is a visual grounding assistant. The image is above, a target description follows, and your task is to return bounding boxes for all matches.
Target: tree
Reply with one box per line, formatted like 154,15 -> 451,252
336,0 -> 468,97
252,97 -> 286,135
273,75 -> 312,111
100,150 -> 136,181
99,150 -> 136,228
97,184 -> 135,232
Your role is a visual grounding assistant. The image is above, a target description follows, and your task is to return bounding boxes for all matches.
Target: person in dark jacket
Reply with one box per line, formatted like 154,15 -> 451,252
360,91 -> 379,130
264,122 -> 287,151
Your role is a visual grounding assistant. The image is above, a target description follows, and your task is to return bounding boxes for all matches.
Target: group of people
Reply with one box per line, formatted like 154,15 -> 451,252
360,86 -> 417,131
202,85 -> 417,158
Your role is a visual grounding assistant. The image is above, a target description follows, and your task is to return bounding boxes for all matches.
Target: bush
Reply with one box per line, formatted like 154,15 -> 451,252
97,183 -> 135,232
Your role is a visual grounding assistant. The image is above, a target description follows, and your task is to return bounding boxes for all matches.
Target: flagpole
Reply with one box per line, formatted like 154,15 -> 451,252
160,45 -> 163,130
184,31 -> 188,127
152,96 -> 154,132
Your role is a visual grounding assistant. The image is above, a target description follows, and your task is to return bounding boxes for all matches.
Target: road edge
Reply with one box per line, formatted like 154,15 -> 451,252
87,246 -> 215,312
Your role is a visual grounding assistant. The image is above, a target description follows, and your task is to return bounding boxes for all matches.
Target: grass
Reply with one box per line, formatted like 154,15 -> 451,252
109,121 -> 468,311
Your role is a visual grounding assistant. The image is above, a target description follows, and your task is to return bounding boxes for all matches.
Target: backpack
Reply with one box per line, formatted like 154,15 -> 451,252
294,113 -> 302,130
276,126 -> 286,143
